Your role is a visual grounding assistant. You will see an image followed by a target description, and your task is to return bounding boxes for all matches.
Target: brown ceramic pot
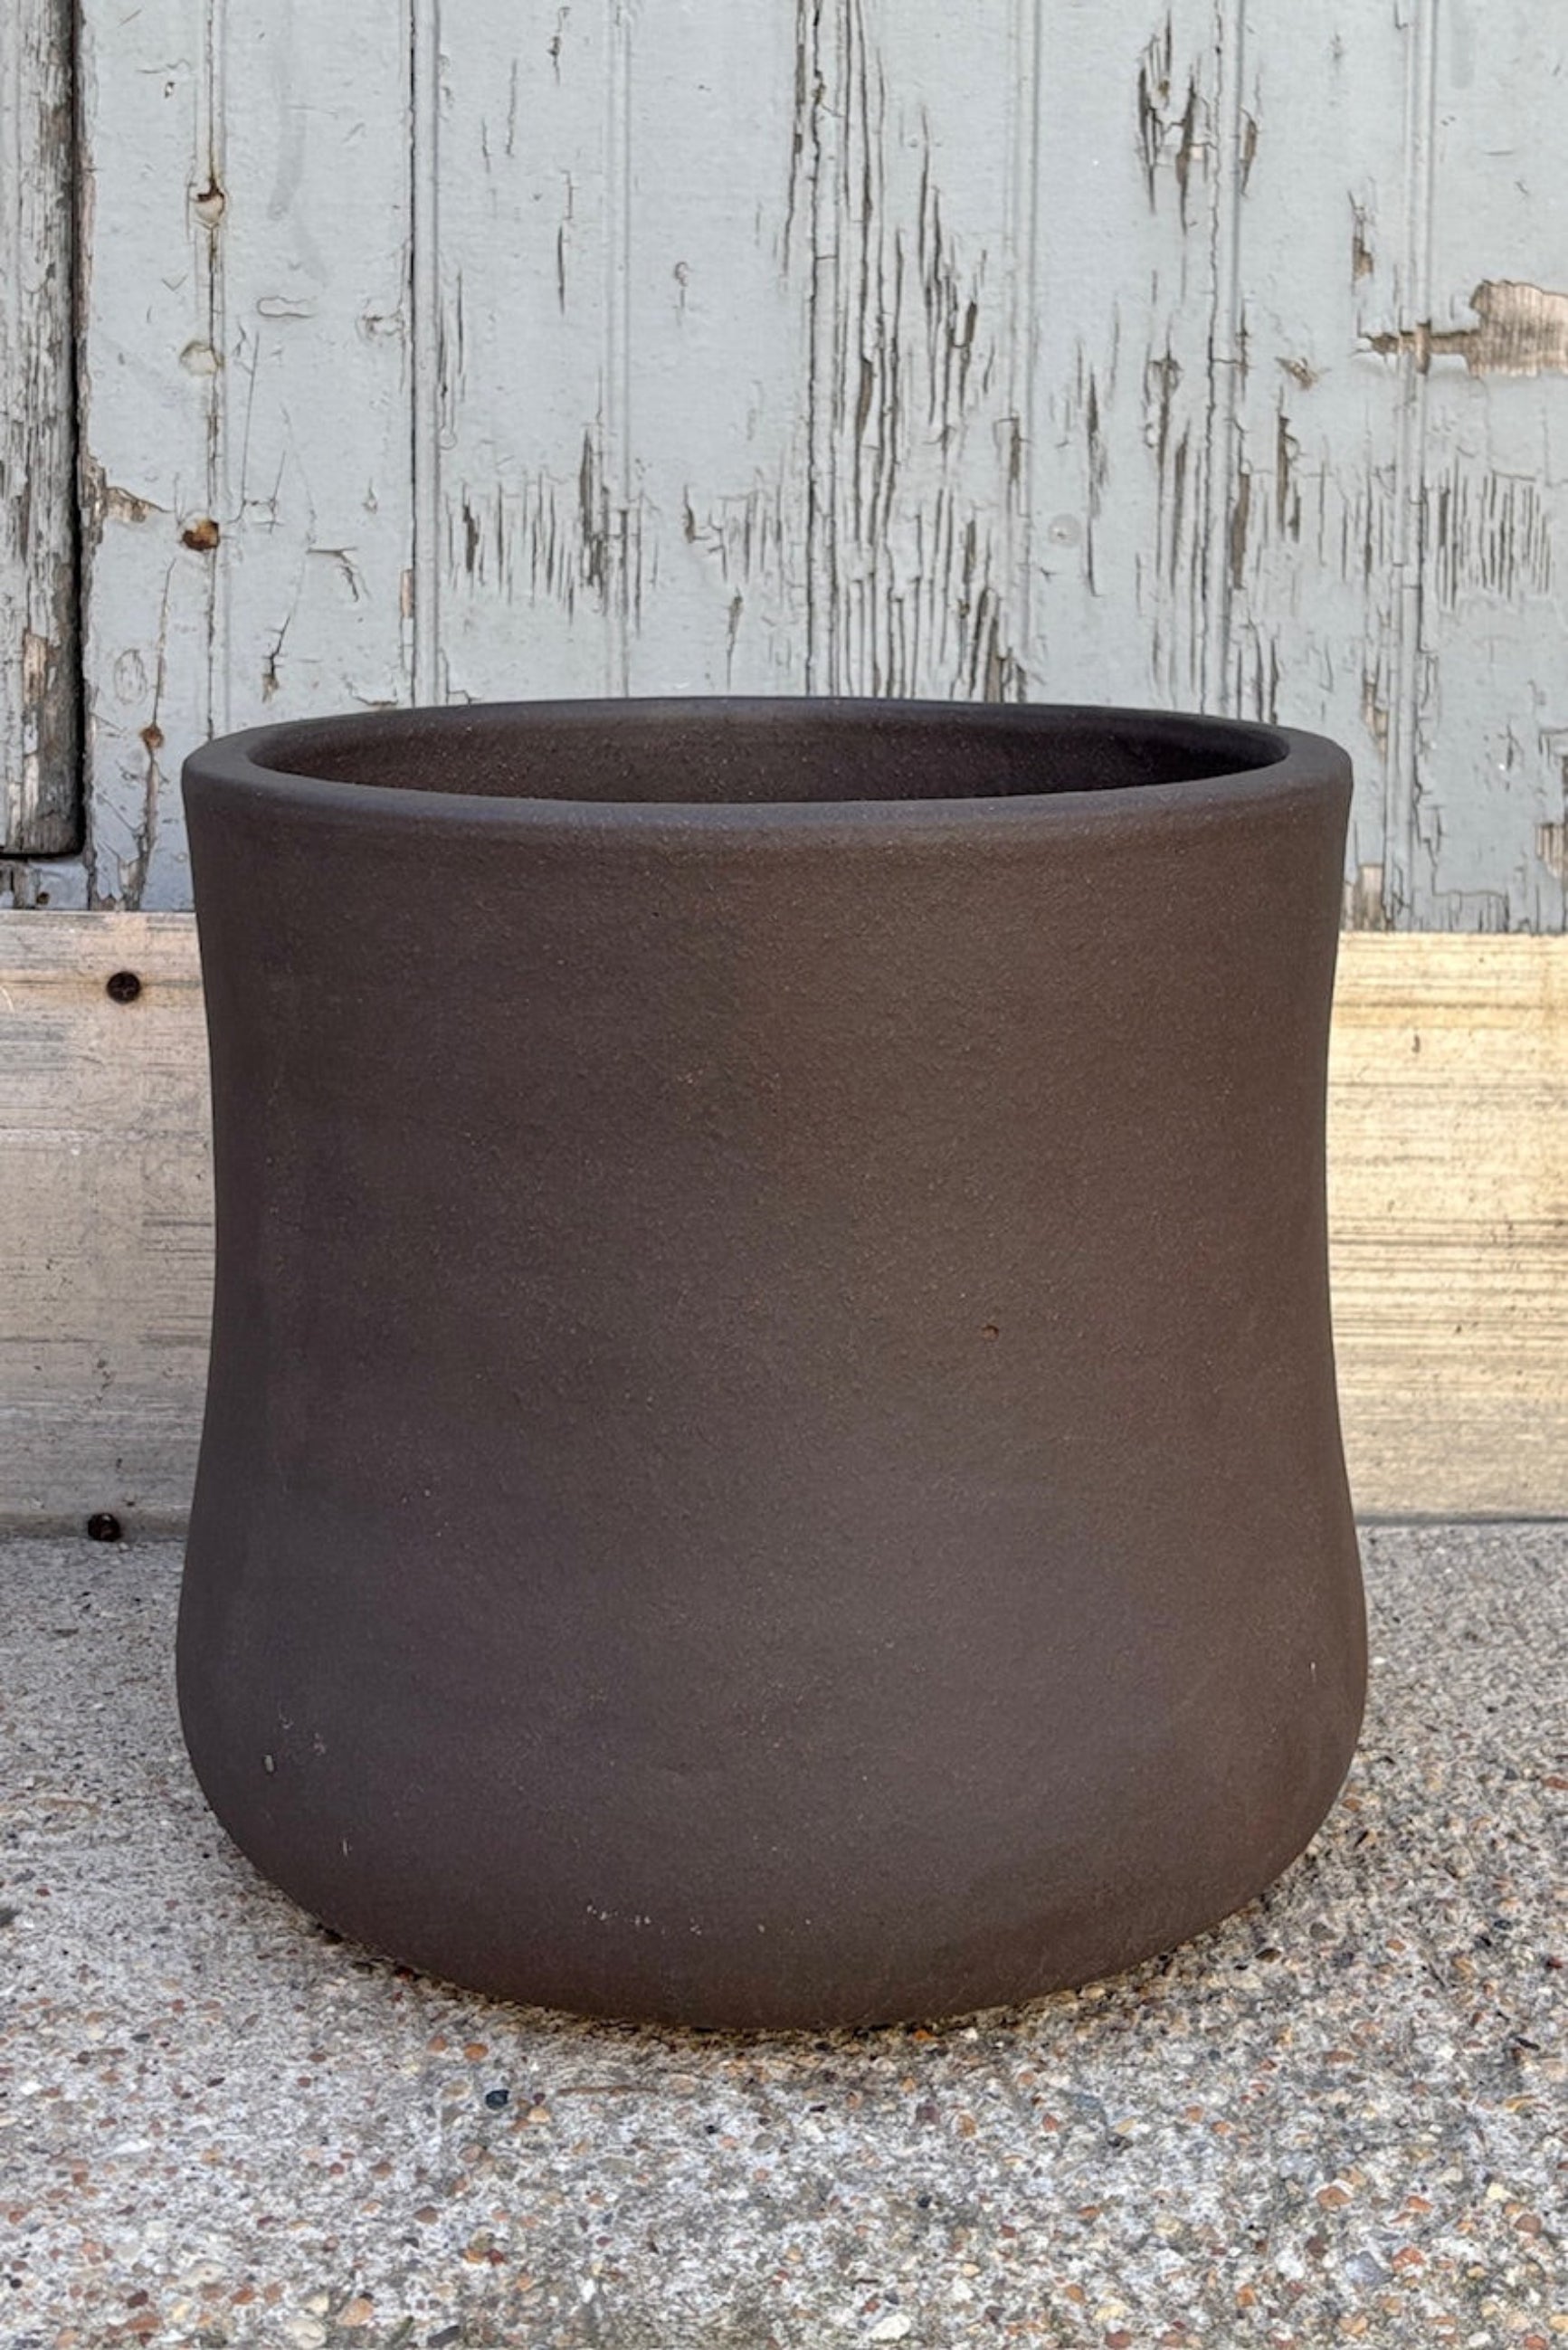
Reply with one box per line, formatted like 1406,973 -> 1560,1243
179,699 -> 1365,2031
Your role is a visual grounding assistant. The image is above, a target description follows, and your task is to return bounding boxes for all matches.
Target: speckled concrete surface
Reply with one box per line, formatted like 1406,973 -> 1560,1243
0,1527 -> 1562,2350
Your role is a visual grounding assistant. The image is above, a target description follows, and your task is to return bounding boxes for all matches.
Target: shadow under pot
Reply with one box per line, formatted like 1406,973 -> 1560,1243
178,697 -> 1366,2031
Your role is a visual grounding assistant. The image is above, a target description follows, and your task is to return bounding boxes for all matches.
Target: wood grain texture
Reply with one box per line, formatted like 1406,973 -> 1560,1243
0,913 -> 210,1531
3,916 -> 1563,1527
0,0 -> 81,854
1327,933 -> 1568,1517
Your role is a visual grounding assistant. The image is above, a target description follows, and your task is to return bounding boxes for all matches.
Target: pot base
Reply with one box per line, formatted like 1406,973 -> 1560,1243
179,698 -> 1367,2030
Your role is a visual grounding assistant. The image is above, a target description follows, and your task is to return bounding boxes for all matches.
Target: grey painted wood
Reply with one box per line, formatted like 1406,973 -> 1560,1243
5,0 -> 1564,924
1224,3 -> 1411,924
74,0 -> 413,909
0,0 -> 80,855
1411,0 -> 1568,931
1231,0 -> 1567,931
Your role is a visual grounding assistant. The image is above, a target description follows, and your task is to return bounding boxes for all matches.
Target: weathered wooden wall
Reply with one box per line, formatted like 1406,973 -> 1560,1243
3,0 -> 1565,920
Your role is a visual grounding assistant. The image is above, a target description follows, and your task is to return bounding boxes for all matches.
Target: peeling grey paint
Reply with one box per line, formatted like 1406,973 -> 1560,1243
1,0 -> 80,856
1370,281 -> 1568,377
75,0 -> 414,909
1,0 -> 1559,926
788,0 -> 1034,698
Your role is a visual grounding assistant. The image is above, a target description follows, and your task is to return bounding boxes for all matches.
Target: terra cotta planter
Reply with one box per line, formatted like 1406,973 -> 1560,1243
179,698 -> 1365,2031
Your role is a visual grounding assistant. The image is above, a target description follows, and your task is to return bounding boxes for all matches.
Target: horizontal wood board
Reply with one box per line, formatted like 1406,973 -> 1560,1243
4,918 -> 1563,1527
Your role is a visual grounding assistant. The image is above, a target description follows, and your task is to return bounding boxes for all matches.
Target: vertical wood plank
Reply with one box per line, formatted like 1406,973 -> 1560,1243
435,0 -> 1052,705
1404,0 -> 1568,932
1225,4 -> 1415,922
1233,0 -> 1568,934
0,0 -> 81,854
795,0 -> 1043,698
1022,0 -> 1233,709
619,0 -> 808,693
432,0 -> 812,703
432,1 -> 620,701
214,3 -> 415,738
78,0 -> 413,909
77,0 -> 220,909
1382,0 -> 1440,933
411,0 -> 442,705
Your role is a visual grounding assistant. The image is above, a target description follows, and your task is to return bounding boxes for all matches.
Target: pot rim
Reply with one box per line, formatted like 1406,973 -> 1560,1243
183,696 -> 1349,837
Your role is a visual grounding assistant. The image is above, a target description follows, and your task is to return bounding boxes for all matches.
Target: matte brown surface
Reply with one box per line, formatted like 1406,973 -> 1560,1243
179,699 -> 1364,2030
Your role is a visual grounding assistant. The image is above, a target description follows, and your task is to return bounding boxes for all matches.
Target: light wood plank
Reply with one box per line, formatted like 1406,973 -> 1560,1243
1328,933 -> 1568,1514
0,913 -> 211,1530
0,0 -> 80,854
3,917 -> 1563,1527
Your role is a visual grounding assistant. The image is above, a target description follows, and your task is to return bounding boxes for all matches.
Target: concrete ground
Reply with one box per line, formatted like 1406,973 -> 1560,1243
0,1526 -> 1562,2350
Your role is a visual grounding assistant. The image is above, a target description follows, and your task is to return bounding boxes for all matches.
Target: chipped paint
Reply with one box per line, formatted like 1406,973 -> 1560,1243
446,442 -> 647,629
1426,463 -> 1554,608
1137,17 -> 1203,230
71,0 -> 414,906
105,487 -> 163,528
0,854 -> 88,909
1370,281 -> 1568,377
787,0 -> 1033,696
3,0 -> 1556,929
2,0 -> 80,855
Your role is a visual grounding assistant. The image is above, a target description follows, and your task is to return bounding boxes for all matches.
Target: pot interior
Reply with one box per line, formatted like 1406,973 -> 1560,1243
251,701 -> 1289,805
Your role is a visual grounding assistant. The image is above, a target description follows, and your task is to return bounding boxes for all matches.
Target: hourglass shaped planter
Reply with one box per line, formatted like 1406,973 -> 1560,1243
178,699 -> 1365,2030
